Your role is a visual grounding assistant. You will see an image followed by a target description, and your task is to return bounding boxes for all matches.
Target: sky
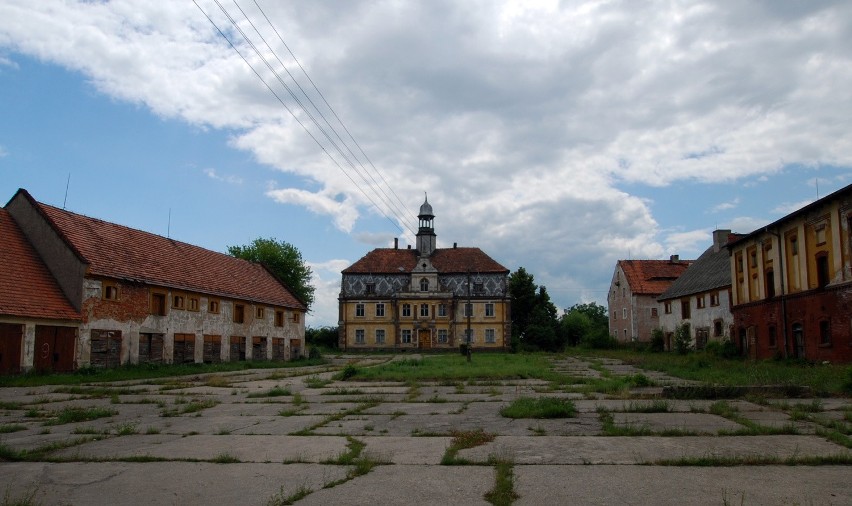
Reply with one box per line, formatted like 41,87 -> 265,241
1,1 -> 851,328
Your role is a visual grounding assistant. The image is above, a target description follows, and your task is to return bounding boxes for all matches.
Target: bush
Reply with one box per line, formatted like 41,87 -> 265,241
843,367 -> 852,395
579,328 -> 617,349
673,323 -> 692,355
338,364 -> 359,381
308,347 -> 322,360
705,339 -> 738,359
649,328 -> 665,352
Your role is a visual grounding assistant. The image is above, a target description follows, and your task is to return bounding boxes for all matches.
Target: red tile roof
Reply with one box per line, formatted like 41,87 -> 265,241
343,247 -> 509,274
618,259 -> 693,296
32,199 -> 305,310
0,208 -> 81,321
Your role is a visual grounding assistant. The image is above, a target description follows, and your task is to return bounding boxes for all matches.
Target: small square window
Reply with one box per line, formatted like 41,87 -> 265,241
664,302 -> 672,314
473,282 -> 484,293
402,304 -> 411,317
376,303 -> 385,317
485,303 -> 495,317
356,303 -> 365,317
208,299 -> 220,314
366,283 -> 375,294
151,292 -> 167,316
292,312 -> 300,323
103,282 -> 119,301
188,297 -> 200,312
650,307 -> 658,317
420,303 -> 430,317
172,294 -> 185,310
275,310 -> 284,327
256,307 -> 265,319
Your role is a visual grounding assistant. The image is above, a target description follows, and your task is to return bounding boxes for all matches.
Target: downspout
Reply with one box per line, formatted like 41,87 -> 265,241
767,228 -> 789,359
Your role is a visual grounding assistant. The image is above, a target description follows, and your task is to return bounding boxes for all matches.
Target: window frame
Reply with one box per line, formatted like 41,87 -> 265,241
375,329 -> 386,344
151,291 -> 167,316
485,329 -> 496,343
376,303 -> 385,318
208,298 -> 220,314
172,293 -> 186,310
402,303 -> 412,317
102,281 -> 120,301
485,303 -> 495,317
355,303 -> 365,318
401,329 -> 412,344
354,329 -> 365,344
420,303 -> 430,318
233,303 -> 246,324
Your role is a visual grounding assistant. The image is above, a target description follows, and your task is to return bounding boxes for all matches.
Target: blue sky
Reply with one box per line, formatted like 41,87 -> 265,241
2,1 -> 851,327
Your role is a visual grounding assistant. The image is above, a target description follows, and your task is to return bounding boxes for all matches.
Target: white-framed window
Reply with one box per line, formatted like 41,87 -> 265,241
464,303 -> 473,317
485,329 -> 495,343
376,303 -> 385,317
420,303 -> 429,317
355,303 -> 365,317
401,329 -> 412,344
438,304 -> 448,317
375,329 -> 385,344
355,329 -> 365,344
402,304 -> 411,317
485,303 -> 495,317
420,278 -> 429,291
437,329 -> 448,343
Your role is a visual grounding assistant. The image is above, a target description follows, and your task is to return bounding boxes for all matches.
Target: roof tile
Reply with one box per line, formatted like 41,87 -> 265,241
343,247 -> 509,274
619,259 -> 693,296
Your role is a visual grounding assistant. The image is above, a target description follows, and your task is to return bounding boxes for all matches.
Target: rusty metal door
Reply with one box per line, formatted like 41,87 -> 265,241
34,326 -> 76,373
0,323 -> 23,374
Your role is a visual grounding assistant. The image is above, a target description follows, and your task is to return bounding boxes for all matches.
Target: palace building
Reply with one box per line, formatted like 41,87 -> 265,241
338,197 -> 511,351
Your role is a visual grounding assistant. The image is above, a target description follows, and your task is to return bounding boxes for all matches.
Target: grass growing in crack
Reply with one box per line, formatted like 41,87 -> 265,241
267,485 -> 313,506
247,387 -> 292,398
0,424 -> 27,434
623,400 -> 671,413
484,456 -> 519,506
303,376 -> 331,389
2,484 -> 40,506
597,408 -> 653,436
441,429 -> 496,465
290,400 -> 379,436
114,422 -> 139,436
161,399 -> 219,417
204,376 -> 231,388
44,406 -> 117,426
650,453 -> 852,466
0,437 -> 97,462
321,388 -> 365,396
323,436 -> 365,465
500,397 -> 576,419
211,452 -> 241,464
710,400 -> 800,436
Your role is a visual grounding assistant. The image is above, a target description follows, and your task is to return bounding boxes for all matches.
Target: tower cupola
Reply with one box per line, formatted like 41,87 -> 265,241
416,193 -> 436,256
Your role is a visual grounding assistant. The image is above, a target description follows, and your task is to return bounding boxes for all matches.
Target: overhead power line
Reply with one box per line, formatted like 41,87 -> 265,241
193,0 -> 417,236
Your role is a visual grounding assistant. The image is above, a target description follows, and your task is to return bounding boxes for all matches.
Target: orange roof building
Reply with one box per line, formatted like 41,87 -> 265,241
339,196 -> 511,351
607,256 -> 693,343
3,189 -> 306,372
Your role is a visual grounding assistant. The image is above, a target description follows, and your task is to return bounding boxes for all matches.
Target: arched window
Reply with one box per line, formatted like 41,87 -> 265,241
420,278 -> 429,291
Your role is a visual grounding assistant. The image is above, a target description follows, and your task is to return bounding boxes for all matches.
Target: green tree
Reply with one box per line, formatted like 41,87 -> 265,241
560,311 -> 591,347
228,238 -> 315,309
561,302 -> 610,348
306,326 -> 339,349
508,268 -> 563,351
566,302 -> 608,329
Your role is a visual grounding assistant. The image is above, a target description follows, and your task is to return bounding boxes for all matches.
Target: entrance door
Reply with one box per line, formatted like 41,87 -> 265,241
0,323 -> 23,374
34,326 -> 76,372
792,323 -> 804,359
418,330 -> 431,349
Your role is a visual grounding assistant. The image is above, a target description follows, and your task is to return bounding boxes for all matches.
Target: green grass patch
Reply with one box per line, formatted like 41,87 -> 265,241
441,429 -> 496,465
500,397 -> 576,419
0,358 -> 327,388
0,424 -> 27,434
484,456 -> 519,506
342,354 -> 560,383
303,376 -> 331,389
211,452 -> 241,463
267,484 -> 313,506
247,386 -> 292,398
623,400 -> 671,413
44,406 -> 117,426
161,399 -> 219,417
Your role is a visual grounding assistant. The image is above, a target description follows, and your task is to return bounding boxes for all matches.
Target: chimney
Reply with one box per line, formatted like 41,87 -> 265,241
712,229 -> 732,253
670,254 -> 679,263
407,245 -> 411,249
394,238 -> 398,249
453,242 -> 457,249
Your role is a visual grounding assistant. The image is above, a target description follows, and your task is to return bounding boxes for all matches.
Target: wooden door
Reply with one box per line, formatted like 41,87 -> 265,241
418,330 -> 431,349
34,326 -> 76,372
0,323 -> 23,374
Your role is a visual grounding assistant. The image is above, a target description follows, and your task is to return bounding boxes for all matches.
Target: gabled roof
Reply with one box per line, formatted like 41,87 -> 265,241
658,243 -> 739,301
0,208 -> 80,321
618,259 -> 693,296
343,247 -> 509,274
28,195 -> 304,310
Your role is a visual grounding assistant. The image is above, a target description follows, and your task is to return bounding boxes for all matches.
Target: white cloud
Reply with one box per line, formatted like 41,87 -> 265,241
710,197 -> 740,213
203,168 -> 242,185
664,229 -> 711,257
772,199 -> 815,215
2,1 -> 851,323
0,55 -> 17,69
726,217 -> 770,235
305,259 -> 350,327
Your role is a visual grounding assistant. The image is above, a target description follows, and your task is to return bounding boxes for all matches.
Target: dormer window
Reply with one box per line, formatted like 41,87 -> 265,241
366,283 -> 375,294
420,278 -> 429,291
474,282 -> 484,294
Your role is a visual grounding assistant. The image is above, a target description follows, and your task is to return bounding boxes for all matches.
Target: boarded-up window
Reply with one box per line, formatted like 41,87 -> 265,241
271,338 -> 286,361
203,335 -> 221,363
139,333 -> 164,364
90,330 -> 122,368
290,339 -> 302,360
151,293 -> 167,316
230,336 -> 246,361
173,333 -> 195,364
252,336 -> 265,361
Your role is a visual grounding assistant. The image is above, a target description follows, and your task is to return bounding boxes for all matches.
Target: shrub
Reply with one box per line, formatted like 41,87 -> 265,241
580,328 -> 617,349
705,339 -> 738,359
673,323 -> 692,355
649,328 -> 665,353
843,367 -> 852,395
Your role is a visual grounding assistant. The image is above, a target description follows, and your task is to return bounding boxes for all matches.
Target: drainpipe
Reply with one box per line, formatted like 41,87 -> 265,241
767,228 -> 789,359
